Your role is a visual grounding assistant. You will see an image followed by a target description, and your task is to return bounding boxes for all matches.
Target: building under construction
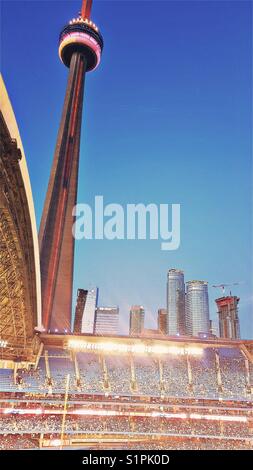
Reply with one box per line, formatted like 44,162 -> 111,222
215,296 -> 240,340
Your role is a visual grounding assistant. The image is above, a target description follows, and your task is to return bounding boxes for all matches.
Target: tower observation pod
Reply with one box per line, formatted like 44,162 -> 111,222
39,0 -> 103,332
59,11 -> 103,71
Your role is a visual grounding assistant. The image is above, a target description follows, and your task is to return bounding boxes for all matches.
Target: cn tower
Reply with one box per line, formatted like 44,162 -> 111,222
39,0 -> 103,331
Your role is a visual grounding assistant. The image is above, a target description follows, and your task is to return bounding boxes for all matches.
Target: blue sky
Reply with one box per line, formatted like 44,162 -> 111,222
1,0 -> 252,337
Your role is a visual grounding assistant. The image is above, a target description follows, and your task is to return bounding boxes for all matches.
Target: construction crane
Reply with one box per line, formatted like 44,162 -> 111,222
212,282 -> 242,296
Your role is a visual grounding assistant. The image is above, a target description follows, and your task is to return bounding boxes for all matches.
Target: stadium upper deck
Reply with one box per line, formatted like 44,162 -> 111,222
0,334 -> 252,450
0,334 -> 252,403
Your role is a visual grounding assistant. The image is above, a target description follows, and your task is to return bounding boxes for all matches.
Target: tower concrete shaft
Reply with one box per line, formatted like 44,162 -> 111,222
39,53 -> 86,331
39,1 -> 103,332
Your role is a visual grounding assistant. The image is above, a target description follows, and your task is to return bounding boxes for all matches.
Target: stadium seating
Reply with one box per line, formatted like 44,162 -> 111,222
0,345 -> 252,402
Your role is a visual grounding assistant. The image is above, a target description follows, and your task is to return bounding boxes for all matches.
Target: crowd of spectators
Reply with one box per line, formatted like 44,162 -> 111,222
0,347 -> 251,402
77,353 -> 104,393
106,357 -> 132,394
132,417 -> 251,438
0,435 -> 37,450
0,414 -> 251,439
134,358 -> 160,396
190,349 -> 218,398
162,357 -> 189,397
115,439 -> 253,450
219,349 -> 247,399
0,433 -> 251,450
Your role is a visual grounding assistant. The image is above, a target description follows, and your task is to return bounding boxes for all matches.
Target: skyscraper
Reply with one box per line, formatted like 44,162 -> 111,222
186,281 -> 210,336
39,0 -> 103,331
157,308 -> 167,335
81,288 -> 98,334
73,287 -> 98,334
215,296 -> 240,340
129,306 -> 145,337
73,289 -> 88,334
94,307 -> 119,336
167,269 -> 186,335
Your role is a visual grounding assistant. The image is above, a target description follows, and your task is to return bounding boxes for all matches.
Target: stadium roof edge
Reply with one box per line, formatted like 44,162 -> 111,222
39,333 -> 252,350
0,74 -> 42,329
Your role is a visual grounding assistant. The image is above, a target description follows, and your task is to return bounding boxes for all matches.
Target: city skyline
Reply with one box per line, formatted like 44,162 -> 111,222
0,0 -> 252,454
1,0 -> 252,338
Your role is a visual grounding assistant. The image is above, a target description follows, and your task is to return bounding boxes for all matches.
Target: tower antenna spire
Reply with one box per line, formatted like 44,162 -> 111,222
81,0 -> 92,19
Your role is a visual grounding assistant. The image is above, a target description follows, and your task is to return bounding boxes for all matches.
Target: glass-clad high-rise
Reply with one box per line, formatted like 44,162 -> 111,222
167,269 -> 186,335
186,281 -> 210,336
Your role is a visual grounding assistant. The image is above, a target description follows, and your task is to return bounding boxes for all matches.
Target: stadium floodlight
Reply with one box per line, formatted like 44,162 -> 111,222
161,412 -> 188,419
131,344 -> 147,354
33,409 -> 43,415
51,439 -> 62,447
72,409 -> 117,416
67,338 -> 203,356
167,346 -> 184,355
185,347 -> 203,356
189,413 -> 202,420
189,413 -> 247,423
152,345 -> 169,355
